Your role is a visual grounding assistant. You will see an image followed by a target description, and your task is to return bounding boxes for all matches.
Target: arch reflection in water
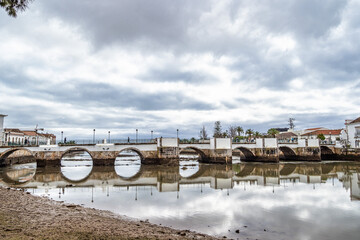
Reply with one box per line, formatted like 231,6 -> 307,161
179,148 -> 200,178
61,150 -> 93,182
1,162 -> 37,184
115,149 -> 141,179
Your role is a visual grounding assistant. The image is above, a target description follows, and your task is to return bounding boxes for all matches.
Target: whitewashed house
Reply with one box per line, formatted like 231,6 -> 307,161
345,117 -> 360,148
4,128 -> 26,145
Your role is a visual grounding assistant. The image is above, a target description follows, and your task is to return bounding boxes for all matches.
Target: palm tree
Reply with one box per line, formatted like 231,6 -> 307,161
236,126 -> 244,137
254,131 -> 261,138
1,0 -> 33,17
267,128 -> 280,138
245,129 -> 254,139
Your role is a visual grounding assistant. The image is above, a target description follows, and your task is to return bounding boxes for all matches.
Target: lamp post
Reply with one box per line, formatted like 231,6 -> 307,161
93,129 -> 96,144
177,129 -> 179,139
108,131 -> 111,143
61,131 -> 63,143
151,130 -> 153,140
136,129 -> 138,143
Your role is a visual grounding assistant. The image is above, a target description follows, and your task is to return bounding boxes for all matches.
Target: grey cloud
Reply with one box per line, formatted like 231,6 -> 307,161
38,0 -> 211,48
140,68 -> 215,84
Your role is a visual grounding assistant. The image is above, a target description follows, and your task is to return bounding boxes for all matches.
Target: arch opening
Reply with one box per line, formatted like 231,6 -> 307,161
233,147 -> 256,162
115,148 -> 142,179
0,162 -> 37,185
0,148 -> 36,166
279,147 -> 297,161
60,149 -> 93,183
179,147 -> 205,178
320,146 -> 336,160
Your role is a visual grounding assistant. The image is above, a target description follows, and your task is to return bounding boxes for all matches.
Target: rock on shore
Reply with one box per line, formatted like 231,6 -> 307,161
0,187 -> 219,239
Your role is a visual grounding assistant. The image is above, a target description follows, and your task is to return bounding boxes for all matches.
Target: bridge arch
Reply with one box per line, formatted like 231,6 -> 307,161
116,147 -> 144,161
320,146 -> 336,160
60,147 -> 94,160
278,146 -> 297,161
179,147 -> 207,162
114,148 -> 143,179
60,148 -> 94,184
0,147 -> 35,166
234,147 -> 256,162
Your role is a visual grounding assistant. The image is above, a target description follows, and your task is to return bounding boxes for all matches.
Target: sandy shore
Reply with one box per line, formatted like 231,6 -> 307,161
0,187 -> 221,239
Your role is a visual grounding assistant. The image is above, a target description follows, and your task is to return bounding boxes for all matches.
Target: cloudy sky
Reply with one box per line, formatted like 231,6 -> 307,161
1,0 -> 360,140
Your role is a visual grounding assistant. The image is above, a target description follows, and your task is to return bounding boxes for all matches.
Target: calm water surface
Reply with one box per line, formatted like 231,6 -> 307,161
1,151 -> 360,240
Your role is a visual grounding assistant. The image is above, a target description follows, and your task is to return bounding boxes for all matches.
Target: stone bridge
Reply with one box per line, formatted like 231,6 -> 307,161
0,137 -> 359,166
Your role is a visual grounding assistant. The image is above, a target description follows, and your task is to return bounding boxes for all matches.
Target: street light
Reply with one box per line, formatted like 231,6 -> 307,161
177,129 -> 179,139
136,129 -> 138,143
93,129 -> 96,144
61,131 -> 63,143
108,131 -> 111,143
151,130 -> 153,140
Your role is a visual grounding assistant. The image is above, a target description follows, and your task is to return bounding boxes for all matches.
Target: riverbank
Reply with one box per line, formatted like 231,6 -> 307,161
0,187 -> 219,239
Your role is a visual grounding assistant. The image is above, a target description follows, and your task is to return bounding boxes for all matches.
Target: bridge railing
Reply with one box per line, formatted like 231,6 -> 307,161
3,141 -> 47,146
277,139 -> 298,144
57,139 -> 157,145
320,140 -> 336,145
232,139 -> 256,144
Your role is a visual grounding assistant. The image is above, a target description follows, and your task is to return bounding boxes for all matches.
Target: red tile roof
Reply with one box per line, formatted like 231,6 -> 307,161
22,131 -> 38,136
301,129 -> 342,136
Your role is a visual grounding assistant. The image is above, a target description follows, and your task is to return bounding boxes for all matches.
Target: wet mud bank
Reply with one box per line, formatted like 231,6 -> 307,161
0,187 -> 219,239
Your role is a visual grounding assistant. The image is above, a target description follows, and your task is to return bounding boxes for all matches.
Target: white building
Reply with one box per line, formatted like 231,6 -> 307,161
4,129 -> 56,145
0,114 -> 7,146
300,129 -> 342,141
345,117 -> 360,148
4,128 -> 25,145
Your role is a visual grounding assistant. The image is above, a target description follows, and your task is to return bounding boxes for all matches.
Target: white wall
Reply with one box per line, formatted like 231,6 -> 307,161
256,138 -> 263,148
308,139 -> 319,147
160,138 -> 178,147
210,138 -> 215,149
264,138 -> 277,148
0,116 -> 5,145
347,123 -> 360,148
215,138 -> 231,149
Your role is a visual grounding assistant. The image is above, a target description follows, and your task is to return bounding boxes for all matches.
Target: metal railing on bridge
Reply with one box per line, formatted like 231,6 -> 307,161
2,141 -> 47,147
320,140 -> 336,145
277,139 -> 298,144
57,138 -> 157,145
232,139 -> 256,144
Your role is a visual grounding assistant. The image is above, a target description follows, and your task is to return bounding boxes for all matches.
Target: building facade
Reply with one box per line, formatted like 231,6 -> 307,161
4,129 -> 56,146
345,117 -> 360,148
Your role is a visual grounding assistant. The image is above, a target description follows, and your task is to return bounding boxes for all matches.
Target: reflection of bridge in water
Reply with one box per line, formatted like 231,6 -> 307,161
1,162 -> 360,200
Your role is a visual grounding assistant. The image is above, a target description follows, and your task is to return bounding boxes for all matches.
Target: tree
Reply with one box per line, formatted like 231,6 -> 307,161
267,128 -> 280,138
228,125 -> 237,138
245,129 -> 254,139
236,126 -> 244,136
0,0 -> 33,17
254,131 -> 262,138
199,125 -> 208,140
213,121 -> 222,137
317,134 -> 325,141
